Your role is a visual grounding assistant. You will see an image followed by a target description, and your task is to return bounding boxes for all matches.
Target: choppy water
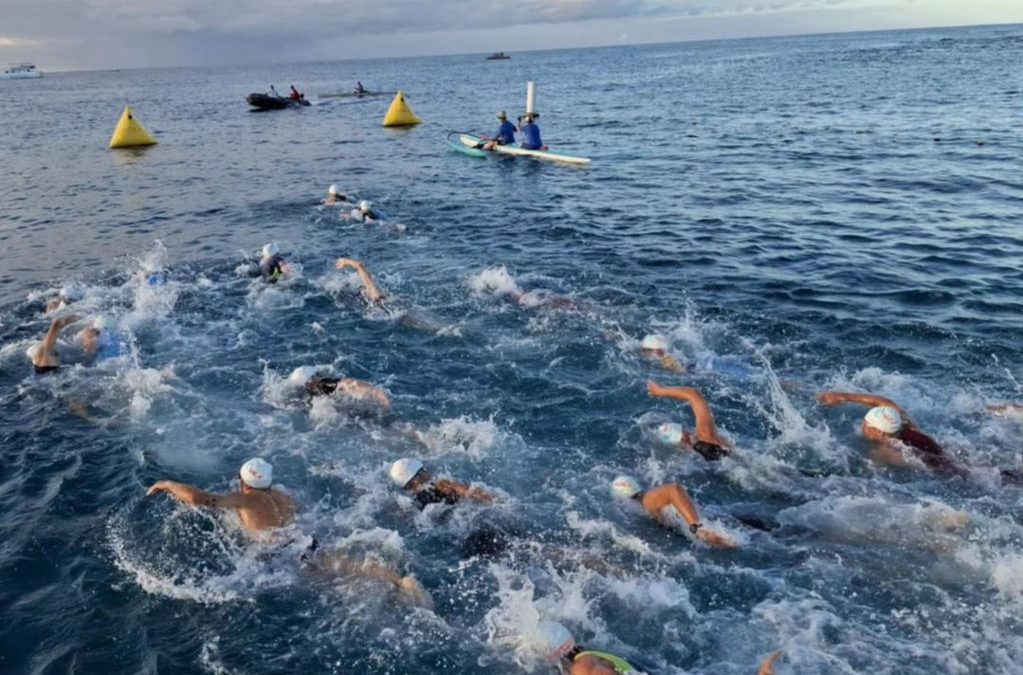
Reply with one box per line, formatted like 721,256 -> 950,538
2,23 -> 1023,675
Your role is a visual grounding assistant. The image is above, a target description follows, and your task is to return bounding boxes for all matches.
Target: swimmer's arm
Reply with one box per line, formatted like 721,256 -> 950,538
337,378 -> 391,407
146,481 -> 244,510
815,391 -> 914,425
435,478 -> 494,503
39,315 -> 77,354
646,382 -> 724,444
758,651 -> 781,675
988,403 -> 1023,415
335,258 -> 385,302
643,483 -> 737,549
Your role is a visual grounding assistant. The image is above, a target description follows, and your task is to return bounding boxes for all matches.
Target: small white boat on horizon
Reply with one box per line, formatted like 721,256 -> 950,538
0,64 -> 43,79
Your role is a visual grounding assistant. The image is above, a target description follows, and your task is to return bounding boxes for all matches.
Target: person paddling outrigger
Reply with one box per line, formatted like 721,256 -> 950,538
483,110 -> 517,151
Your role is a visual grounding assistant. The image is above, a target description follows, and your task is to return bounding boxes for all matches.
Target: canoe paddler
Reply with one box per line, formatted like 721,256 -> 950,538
518,112 -> 543,150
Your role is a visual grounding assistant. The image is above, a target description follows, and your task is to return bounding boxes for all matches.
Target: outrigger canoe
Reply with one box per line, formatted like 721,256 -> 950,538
456,133 -> 590,165
447,132 -> 487,158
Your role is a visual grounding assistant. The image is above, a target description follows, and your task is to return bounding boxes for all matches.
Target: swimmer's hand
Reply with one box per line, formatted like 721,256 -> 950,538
646,381 -> 668,397
758,650 -> 782,675
146,480 -> 173,497
398,576 -> 435,611
335,257 -> 363,270
696,527 -> 738,549
55,314 -> 79,329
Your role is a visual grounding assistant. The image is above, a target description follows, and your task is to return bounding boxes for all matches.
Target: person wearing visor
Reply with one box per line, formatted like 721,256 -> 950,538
288,365 -> 391,409
647,381 -> 732,461
390,458 -> 494,509
147,458 -> 297,532
639,334 -> 684,373
610,475 -> 737,549
483,110 -> 517,150
259,242 -> 290,283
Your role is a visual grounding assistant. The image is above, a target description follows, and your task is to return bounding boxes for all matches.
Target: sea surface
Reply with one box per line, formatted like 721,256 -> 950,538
1,23 -> 1023,675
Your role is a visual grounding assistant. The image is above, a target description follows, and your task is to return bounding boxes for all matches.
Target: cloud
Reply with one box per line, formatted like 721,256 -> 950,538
0,36 -> 41,49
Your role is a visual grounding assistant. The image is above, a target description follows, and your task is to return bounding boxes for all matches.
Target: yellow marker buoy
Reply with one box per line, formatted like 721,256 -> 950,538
109,106 -> 158,149
382,91 -> 421,127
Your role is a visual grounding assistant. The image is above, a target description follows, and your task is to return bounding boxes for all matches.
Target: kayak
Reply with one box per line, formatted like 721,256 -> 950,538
320,91 -> 387,99
246,93 -> 311,110
458,133 -> 590,165
447,132 -> 487,158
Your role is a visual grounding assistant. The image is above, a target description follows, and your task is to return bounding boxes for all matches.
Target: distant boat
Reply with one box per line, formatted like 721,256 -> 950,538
486,52 -> 511,61
0,64 -> 42,79
246,93 -> 310,110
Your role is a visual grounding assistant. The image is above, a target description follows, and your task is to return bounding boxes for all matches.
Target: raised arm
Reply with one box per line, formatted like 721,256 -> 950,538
435,478 -> 494,503
642,483 -> 737,549
335,258 -> 386,303
758,651 -> 781,675
816,391 -> 912,424
146,480 -> 244,510
38,315 -> 77,354
647,381 -> 725,445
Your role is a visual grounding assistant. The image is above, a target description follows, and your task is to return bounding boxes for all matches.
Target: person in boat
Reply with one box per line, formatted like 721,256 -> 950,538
390,458 -> 494,509
147,458 -> 433,607
483,111 -> 517,151
259,243 -> 290,283
269,84 -> 281,98
611,475 -> 737,548
648,381 -> 733,460
289,85 -> 304,101
325,184 -> 348,206
288,366 -> 391,409
355,81 -> 367,94
45,285 -> 83,314
518,113 -> 543,151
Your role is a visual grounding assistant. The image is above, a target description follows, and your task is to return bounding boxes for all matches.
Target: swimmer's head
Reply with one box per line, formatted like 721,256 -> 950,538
288,365 -> 321,387
328,184 -> 339,196
641,334 -> 669,355
240,458 -> 273,489
537,621 -> 575,662
261,243 -> 280,260
863,406 -> 903,438
656,422 -> 684,446
92,316 -> 108,333
390,458 -> 426,489
358,200 -> 373,213
26,344 -> 40,360
611,475 -> 642,499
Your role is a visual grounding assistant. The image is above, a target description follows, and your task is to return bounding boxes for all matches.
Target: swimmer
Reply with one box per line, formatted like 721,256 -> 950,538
27,314 -> 79,373
537,621 -> 639,674
390,458 -> 494,508
288,366 -> 391,408
611,475 -> 737,549
639,334 -> 685,373
348,200 -> 380,223
147,459 -> 432,606
259,243 -> 290,283
334,257 -> 387,304
988,403 -> 1023,419
647,381 -> 733,460
44,285 -> 82,314
325,184 -> 347,206
816,391 -> 970,477
147,458 -> 297,532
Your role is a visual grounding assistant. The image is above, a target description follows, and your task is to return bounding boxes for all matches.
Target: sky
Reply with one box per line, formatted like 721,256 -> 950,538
1,0 -> 1022,71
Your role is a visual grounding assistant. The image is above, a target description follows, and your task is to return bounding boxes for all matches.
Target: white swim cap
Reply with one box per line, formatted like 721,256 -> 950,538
641,334 -> 669,352
358,200 -> 372,212
537,621 -> 575,661
261,242 -> 280,259
657,422 -> 684,446
328,184 -> 339,195
390,458 -> 425,488
288,366 -> 320,387
92,316 -> 108,332
611,475 -> 642,499
240,458 -> 273,488
26,344 -> 39,360
864,406 -> 902,435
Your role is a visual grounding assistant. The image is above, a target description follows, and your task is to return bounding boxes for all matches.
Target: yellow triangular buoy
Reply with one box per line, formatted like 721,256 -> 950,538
109,106 -> 158,149
382,91 -> 421,127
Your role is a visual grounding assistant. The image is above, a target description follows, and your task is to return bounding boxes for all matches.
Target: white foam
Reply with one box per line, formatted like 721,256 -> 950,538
468,266 -> 525,299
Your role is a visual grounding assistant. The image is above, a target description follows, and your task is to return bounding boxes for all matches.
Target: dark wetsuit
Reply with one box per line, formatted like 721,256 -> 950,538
414,485 -> 460,509
305,377 -> 340,397
896,428 -> 967,476
692,440 -> 730,461
34,364 -> 59,375
260,255 -> 286,283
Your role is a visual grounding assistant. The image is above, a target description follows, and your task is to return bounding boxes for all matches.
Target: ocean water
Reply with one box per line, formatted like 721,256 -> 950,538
2,23 -> 1023,674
